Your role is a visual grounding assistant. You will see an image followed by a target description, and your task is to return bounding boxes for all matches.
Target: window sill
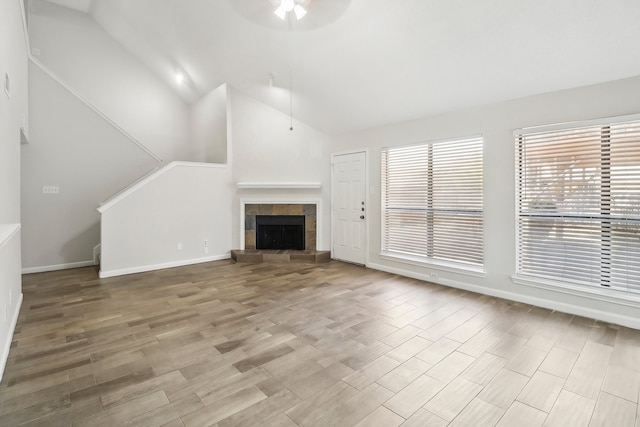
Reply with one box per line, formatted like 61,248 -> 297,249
511,274 -> 640,308
379,252 -> 485,278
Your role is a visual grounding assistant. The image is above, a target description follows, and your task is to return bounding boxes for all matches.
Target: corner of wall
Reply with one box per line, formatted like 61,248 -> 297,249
189,83 -> 229,164
0,0 -> 29,380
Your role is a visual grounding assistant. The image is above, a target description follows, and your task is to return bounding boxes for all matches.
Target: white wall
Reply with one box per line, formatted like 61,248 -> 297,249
28,0 -> 191,161
1,1 -> 28,224
191,84 -> 228,163
100,88 -> 331,277
21,62 -> 159,271
22,0 -> 210,271
88,0 -> 202,105
332,75 -> 640,328
0,227 -> 22,380
99,162 -> 232,278
229,87 -> 332,250
0,0 -> 28,379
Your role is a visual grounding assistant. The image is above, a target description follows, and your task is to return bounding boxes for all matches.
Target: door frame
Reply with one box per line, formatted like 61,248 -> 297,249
331,149 -> 370,266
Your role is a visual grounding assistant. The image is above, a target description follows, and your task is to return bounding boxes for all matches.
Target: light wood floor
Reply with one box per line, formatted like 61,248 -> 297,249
1,260 -> 640,426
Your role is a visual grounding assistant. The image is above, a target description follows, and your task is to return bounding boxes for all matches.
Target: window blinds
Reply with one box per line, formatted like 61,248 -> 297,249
516,117 -> 640,294
381,136 -> 484,267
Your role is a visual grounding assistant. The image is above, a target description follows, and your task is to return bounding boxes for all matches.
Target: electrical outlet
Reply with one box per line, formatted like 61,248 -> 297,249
203,239 -> 208,247
429,272 -> 439,280
177,242 -> 182,250
42,185 -> 59,194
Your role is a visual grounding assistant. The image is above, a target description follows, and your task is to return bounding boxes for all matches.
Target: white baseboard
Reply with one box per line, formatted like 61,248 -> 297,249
22,260 -> 96,275
367,262 -> 640,330
99,253 -> 230,279
0,292 -> 23,382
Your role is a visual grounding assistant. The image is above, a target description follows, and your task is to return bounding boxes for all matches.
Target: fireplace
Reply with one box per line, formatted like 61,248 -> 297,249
244,203 -> 317,250
256,215 -> 305,250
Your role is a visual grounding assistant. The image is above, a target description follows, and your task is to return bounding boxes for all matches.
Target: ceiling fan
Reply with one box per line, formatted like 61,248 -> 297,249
272,0 -> 310,20
229,0 -> 351,30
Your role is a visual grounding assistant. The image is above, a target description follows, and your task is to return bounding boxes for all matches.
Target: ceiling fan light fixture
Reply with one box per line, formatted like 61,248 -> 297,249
293,4 -> 307,19
274,0 -> 308,20
282,0 -> 295,12
274,5 -> 287,19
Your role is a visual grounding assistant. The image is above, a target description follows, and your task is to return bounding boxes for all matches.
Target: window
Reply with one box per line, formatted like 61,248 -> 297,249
381,136 -> 484,269
515,115 -> 640,296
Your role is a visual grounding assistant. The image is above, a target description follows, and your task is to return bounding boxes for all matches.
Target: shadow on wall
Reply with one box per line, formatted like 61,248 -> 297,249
60,221 -> 99,264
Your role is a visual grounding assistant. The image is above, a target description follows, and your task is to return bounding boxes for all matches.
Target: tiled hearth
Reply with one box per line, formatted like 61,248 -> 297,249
231,249 -> 330,263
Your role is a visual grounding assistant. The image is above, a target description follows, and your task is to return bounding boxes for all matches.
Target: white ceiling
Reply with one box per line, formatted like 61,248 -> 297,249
43,0 -> 92,13
42,0 -> 640,134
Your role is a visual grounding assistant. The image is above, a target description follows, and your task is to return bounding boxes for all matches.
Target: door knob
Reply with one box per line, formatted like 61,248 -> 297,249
360,215 -> 365,219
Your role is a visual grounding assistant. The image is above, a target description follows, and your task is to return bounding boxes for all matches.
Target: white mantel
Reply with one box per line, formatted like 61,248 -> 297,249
236,182 -> 321,189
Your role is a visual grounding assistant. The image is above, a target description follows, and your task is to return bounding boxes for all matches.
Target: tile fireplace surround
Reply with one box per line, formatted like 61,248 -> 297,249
244,203 -> 317,251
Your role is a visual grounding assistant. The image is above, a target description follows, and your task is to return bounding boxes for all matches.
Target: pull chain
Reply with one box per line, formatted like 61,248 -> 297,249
288,12 -> 294,131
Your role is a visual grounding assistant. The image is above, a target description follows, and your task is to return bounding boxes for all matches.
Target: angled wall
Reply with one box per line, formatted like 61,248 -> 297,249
99,162 -> 232,278
23,0 -> 203,271
28,0 -> 191,161
191,84 -> 228,163
22,62 -> 158,271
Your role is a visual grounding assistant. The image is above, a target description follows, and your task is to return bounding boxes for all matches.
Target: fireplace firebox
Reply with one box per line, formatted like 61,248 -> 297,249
256,215 -> 305,250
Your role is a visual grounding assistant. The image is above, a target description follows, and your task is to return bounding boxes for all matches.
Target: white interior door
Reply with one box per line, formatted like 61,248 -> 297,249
332,151 -> 367,265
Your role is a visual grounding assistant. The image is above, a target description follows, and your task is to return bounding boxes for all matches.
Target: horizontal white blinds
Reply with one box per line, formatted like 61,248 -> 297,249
516,119 -> 640,294
381,136 -> 484,267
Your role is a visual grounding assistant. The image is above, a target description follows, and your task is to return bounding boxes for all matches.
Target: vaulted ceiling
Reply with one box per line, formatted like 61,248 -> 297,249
40,0 -> 640,134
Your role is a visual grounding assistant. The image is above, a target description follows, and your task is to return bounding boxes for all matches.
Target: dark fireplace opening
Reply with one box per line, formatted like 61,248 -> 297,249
256,215 -> 305,250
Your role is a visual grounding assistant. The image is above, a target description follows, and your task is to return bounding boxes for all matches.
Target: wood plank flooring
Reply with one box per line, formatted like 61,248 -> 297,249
1,260 -> 640,426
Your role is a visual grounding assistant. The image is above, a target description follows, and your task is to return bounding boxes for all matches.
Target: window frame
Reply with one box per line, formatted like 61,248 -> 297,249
380,135 -> 485,275
513,113 -> 640,302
